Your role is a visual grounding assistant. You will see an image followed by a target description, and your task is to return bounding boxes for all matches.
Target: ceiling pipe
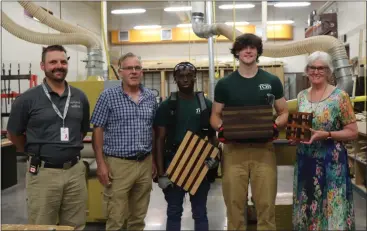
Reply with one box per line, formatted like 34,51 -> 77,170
316,1 -> 335,15
190,2 -> 354,97
18,0 -> 104,78
205,1 -> 215,101
261,1 -> 267,41
1,11 -> 98,48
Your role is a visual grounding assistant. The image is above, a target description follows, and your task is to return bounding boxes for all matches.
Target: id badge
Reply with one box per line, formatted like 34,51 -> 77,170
61,127 -> 69,141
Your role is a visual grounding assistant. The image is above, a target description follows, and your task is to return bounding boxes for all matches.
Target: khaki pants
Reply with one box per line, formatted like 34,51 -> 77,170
104,154 -> 152,231
222,142 -> 277,231
25,160 -> 87,230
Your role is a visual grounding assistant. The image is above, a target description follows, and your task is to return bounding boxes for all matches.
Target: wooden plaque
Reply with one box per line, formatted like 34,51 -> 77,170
222,105 -> 274,140
166,130 -> 220,195
286,112 -> 313,141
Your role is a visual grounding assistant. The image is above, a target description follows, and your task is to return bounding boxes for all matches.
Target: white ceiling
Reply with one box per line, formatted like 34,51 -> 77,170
107,1 -> 327,30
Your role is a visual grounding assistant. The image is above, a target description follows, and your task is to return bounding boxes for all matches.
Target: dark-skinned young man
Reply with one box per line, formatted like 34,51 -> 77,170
210,33 -> 289,230
154,62 -> 219,231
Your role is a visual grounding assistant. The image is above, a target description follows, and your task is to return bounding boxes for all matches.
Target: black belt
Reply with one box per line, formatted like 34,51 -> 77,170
109,152 -> 151,161
42,155 -> 80,169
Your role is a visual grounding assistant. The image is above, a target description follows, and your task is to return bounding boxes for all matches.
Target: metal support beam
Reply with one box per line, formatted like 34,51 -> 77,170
206,1 -> 215,100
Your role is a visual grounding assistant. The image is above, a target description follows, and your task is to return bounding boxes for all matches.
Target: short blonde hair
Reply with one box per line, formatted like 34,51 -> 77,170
118,52 -> 141,68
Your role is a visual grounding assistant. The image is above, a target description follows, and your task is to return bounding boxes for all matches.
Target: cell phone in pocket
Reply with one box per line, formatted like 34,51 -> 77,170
29,156 -> 40,175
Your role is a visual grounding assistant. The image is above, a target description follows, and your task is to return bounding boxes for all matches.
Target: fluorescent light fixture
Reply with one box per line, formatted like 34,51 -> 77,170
134,25 -> 162,30
267,20 -> 294,24
111,8 -> 146,14
177,23 -> 192,28
219,4 -> 255,9
164,6 -> 192,12
225,21 -> 249,26
274,2 -> 311,7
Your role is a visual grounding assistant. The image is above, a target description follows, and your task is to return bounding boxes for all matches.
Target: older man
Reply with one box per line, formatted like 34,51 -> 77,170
91,52 -> 158,231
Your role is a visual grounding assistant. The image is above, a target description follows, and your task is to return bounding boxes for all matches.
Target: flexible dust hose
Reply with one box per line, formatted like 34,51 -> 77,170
192,12 -> 243,40
1,11 -> 98,49
18,0 -> 101,49
262,35 -> 346,58
215,23 -> 243,41
17,1 -> 104,77
262,35 -> 353,95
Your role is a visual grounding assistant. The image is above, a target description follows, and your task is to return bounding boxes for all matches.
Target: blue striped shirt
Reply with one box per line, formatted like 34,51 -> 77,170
90,85 -> 158,157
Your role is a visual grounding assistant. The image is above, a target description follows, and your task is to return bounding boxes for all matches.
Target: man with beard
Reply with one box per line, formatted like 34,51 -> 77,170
7,45 -> 90,230
154,62 -> 219,231
90,52 -> 158,231
210,33 -> 289,230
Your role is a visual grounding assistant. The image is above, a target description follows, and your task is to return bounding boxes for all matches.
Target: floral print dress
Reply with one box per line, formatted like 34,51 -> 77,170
292,88 -> 356,230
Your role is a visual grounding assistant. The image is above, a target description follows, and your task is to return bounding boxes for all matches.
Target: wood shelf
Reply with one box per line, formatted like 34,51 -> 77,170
348,154 -> 367,166
357,121 -> 366,137
351,178 -> 367,195
1,138 -> 12,148
348,132 -> 367,196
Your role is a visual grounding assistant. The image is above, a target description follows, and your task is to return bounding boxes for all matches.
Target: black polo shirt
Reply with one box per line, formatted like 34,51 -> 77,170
7,79 -> 90,164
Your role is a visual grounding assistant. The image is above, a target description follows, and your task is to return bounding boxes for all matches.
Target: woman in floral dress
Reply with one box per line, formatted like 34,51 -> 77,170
292,51 -> 359,230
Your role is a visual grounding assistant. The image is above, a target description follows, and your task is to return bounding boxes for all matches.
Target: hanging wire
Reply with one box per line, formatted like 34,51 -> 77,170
364,0 -> 367,112
232,1 -> 236,71
188,1 -> 191,63
213,0 -> 219,78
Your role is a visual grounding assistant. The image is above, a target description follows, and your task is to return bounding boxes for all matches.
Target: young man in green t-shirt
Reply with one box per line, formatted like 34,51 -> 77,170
154,62 -> 219,231
210,33 -> 289,230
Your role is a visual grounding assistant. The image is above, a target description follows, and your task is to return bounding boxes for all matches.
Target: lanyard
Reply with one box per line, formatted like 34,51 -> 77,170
41,83 -> 71,127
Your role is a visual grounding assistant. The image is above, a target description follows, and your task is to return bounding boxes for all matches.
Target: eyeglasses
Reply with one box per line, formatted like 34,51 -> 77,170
119,66 -> 142,71
308,65 -> 329,72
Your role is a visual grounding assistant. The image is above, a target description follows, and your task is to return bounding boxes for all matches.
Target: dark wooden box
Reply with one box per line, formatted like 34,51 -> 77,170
286,112 -> 313,141
222,105 -> 274,140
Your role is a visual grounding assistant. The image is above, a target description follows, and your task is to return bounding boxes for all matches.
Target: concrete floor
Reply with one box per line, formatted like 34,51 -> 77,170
2,161 -> 366,230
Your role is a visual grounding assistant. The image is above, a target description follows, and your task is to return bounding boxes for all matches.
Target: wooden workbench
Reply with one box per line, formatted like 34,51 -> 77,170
1,138 -> 12,147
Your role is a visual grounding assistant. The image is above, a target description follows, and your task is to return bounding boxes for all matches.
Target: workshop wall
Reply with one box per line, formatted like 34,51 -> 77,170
1,1 -> 101,88
1,1 -> 101,129
335,1 -> 366,59
110,25 -> 309,73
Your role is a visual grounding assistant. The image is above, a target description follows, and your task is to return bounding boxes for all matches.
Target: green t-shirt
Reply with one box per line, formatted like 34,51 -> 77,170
214,68 -> 284,106
154,94 -> 213,145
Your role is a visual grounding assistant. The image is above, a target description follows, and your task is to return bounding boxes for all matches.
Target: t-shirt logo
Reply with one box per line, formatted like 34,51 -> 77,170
70,100 -> 81,108
259,84 -> 272,90
196,108 -> 201,114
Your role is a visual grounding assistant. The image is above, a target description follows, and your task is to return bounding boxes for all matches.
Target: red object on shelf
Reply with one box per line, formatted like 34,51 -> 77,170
1,91 -> 20,98
1,74 -> 38,99
30,74 -> 37,88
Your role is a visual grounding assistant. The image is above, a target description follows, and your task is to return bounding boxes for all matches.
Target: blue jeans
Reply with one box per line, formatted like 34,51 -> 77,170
163,178 -> 210,231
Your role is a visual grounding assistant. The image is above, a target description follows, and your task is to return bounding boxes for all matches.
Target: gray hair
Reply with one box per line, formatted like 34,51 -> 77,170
305,51 -> 334,74
118,52 -> 141,68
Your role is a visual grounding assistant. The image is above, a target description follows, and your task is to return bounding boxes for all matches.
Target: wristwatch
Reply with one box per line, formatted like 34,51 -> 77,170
326,131 -> 332,139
